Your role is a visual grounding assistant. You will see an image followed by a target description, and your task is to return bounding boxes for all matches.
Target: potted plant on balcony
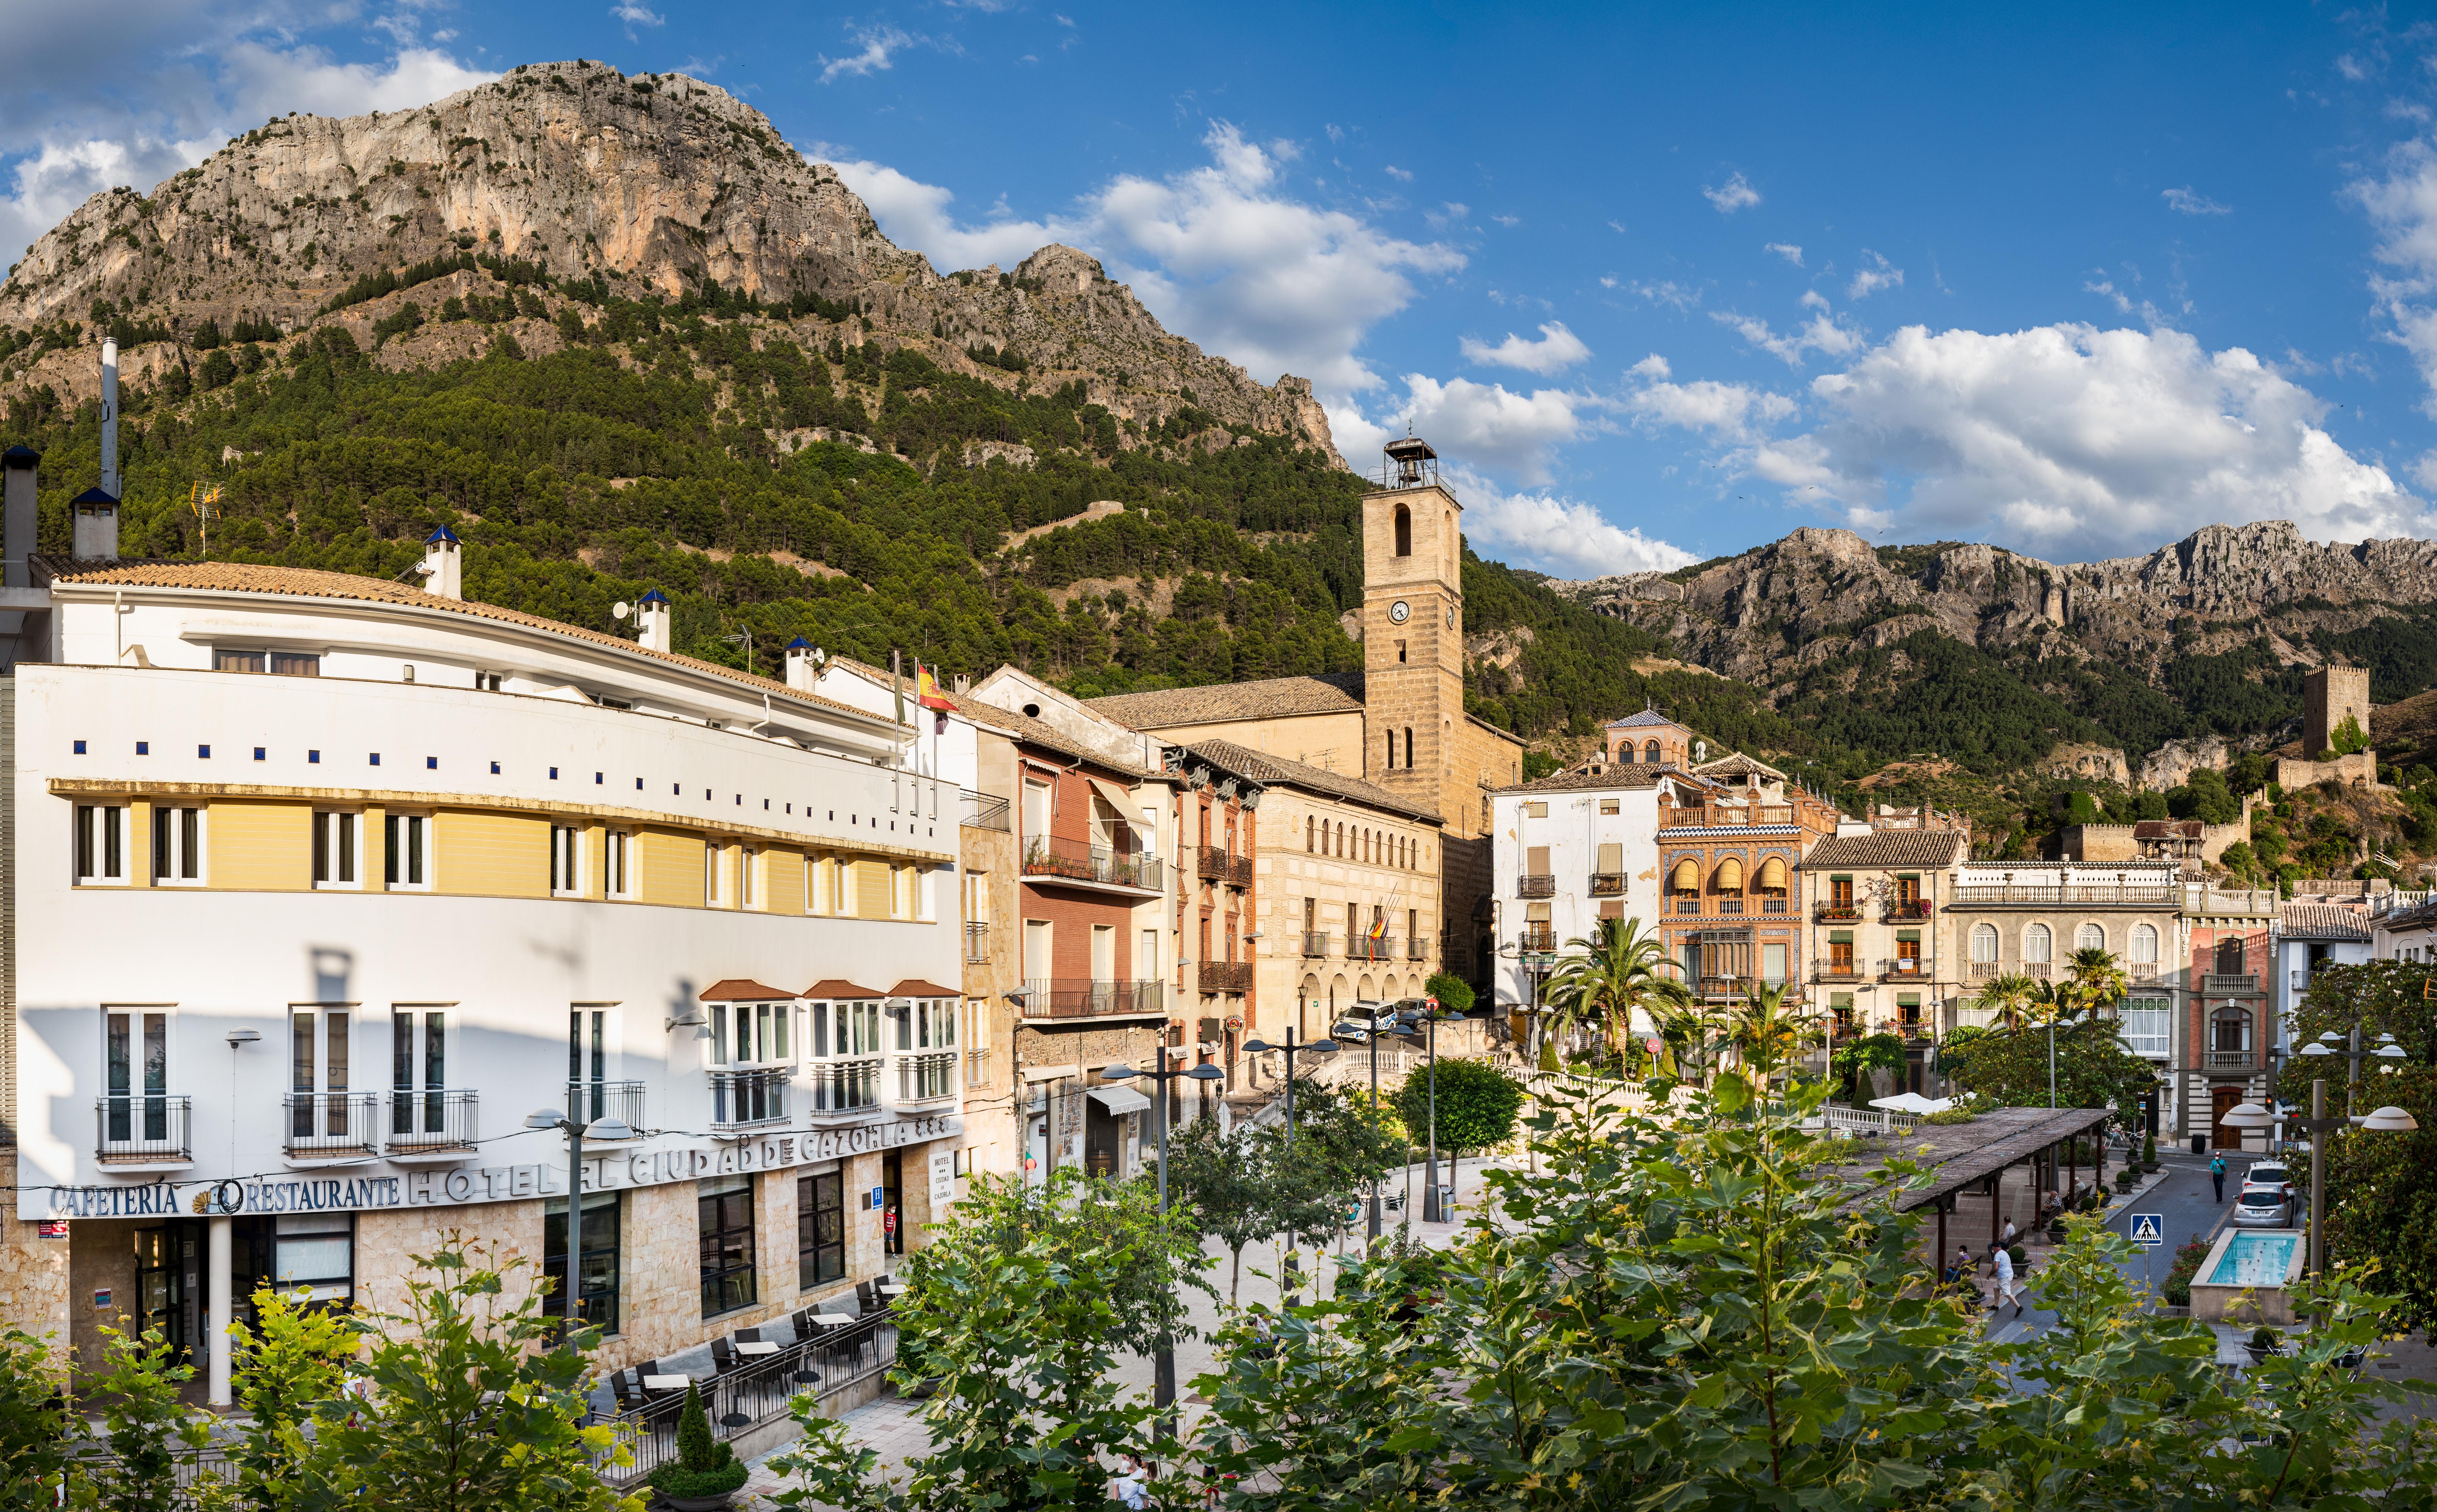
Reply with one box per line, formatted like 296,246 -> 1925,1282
646,1382 -> 748,1510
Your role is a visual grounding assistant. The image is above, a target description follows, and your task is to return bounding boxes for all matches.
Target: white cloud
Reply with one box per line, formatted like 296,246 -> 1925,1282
1783,323 -> 2431,557
1352,373 -> 1594,481
1490,213 -> 1519,227
1627,279 -> 1701,310
1702,171 -> 1760,214
610,3 -> 666,37
1448,464 -> 1695,577
1622,370 -> 1796,444
1764,242 -> 1803,266
1459,320 -> 1590,375
2348,136 -> 2437,409
2162,185 -> 2231,216
819,25 -> 915,83
1847,249 -> 1903,300
1423,200 -> 1468,229
1713,292 -> 1864,365
1383,165 -> 1413,182
839,122 -> 1464,395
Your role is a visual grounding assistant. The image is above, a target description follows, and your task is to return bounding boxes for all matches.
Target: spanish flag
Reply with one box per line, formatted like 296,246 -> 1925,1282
916,662 -> 955,712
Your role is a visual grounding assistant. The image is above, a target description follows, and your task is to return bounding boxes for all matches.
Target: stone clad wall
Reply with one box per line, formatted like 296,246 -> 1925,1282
0,1155 -> 69,1366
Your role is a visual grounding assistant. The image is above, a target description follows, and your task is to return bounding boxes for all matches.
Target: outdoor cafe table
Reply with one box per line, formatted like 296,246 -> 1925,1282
641,1375 -> 689,1391
736,1342 -> 780,1356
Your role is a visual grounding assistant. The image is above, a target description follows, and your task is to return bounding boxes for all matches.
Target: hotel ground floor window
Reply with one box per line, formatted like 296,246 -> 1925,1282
543,1190 -> 623,1334
698,1174 -> 757,1317
798,1169 -> 845,1289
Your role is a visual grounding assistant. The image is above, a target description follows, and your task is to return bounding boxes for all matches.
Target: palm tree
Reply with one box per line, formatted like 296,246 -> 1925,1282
1727,980 -> 1823,1091
2062,946 -> 2129,1022
1542,916 -> 1686,1068
1973,971 -> 2043,1035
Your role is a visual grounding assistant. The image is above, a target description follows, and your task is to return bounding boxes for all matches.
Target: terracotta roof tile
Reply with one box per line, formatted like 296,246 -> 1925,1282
2279,904 -> 2371,940
1087,672 -> 1366,727
47,560 -> 885,725
889,977 -> 961,998
699,977 -> 793,1001
802,978 -> 885,998
1178,737 -> 1440,822
1494,765 -> 1677,794
1604,709 -> 1683,729
1796,831 -> 1970,870
1691,751 -> 1787,781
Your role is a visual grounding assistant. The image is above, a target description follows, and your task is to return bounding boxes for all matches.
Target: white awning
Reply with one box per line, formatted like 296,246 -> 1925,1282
1087,1084 -> 1153,1116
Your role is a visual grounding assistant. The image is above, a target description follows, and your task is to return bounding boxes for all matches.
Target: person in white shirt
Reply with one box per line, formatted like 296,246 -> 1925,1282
1110,1454 -> 1149,1511
1991,1242 -> 2021,1317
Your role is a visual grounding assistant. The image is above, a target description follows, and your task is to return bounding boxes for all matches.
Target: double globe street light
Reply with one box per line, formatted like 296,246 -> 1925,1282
525,1105 -> 639,1340
2220,1028 -> 2416,1279
1098,1049 -> 1224,1435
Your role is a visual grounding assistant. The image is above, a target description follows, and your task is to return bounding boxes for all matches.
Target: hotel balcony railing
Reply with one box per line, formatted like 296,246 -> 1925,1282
893,1051 -> 959,1105
1408,936 -> 1428,960
1300,931 -> 1332,958
961,788 -> 1011,832
284,1092 -> 379,1159
709,1067 -> 793,1130
1660,804 -> 1796,829
1346,934 -> 1401,963
1672,896 -> 1702,915
566,1079 -> 646,1130
1760,895 -> 1790,914
2204,974 -> 2259,994
2203,1049 -> 2258,1070
1883,899 -> 1932,921
1877,957 -> 1931,982
1517,927 -> 1558,953
95,1095 -> 191,1164
1949,885 -> 2178,906
1588,872 -> 1626,896
1019,977 -> 1165,1019
1197,846 -> 1252,887
1517,874 -> 1557,898
1200,960 -> 1253,993
1813,958 -> 1864,983
1814,902 -> 1862,922
387,1088 -> 477,1150
964,920 -> 990,965
804,1058 -> 882,1117
1021,835 -> 1161,892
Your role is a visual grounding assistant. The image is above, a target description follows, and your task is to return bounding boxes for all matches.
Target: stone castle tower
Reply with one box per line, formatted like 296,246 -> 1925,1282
2304,665 -> 2371,757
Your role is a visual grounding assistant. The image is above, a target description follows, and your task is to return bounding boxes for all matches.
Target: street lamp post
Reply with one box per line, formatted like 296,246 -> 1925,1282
2227,1025 -> 2418,1280
1098,1049 -> 1225,1439
523,1105 -> 638,1341
1397,1005 -> 1444,1222
1244,1026 -> 1338,1280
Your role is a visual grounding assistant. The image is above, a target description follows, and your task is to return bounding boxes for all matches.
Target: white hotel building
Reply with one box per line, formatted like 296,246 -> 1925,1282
0,529 -> 966,1398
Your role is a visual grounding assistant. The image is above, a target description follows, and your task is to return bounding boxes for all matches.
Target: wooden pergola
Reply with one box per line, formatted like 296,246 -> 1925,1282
1830,1104 -> 2123,1278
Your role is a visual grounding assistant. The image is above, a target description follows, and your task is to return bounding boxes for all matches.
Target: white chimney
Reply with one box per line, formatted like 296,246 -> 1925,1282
636,589 -> 671,653
784,637 -> 820,692
99,339 -> 118,499
71,487 -> 119,560
1,446 -> 36,587
418,526 -> 463,599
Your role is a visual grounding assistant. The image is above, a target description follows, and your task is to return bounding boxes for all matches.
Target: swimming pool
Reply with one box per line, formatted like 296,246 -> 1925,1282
2207,1230 -> 2299,1288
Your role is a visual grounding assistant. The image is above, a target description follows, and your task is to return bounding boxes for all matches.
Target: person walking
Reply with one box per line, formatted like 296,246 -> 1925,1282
1991,1241 -> 2021,1318
2210,1153 -> 2228,1203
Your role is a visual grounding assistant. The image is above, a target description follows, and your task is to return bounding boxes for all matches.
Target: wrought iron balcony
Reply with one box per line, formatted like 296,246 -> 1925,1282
1814,902 -> 1862,922
1517,874 -> 1557,898
284,1092 -> 379,1159
804,1058 -> 882,1118
1346,935 -> 1400,963
95,1095 -> 191,1165
1197,846 -> 1252,887
1017,978 -> 1165,1019
1882,899 -> 1932,922
893,1051 -> 959,1106
1589,872 -> 1626,896
1877,957 -> 1931,982
387,1088 -> 477,1152
1301,931 -> 1332,958
566,1079 -> 646,1130
1517,926 -> 1558,953
709,1067 -> 793,1130
1200,960 -> 1252,993
964,920 -> 990,965
1408,936 -> 1428,960
1021,835 -> 1162,894
1812,957 -> 1864,983
961,788 -> 1011,832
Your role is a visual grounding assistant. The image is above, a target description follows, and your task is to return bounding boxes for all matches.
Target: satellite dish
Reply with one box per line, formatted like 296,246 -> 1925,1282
612,601 -> 632,620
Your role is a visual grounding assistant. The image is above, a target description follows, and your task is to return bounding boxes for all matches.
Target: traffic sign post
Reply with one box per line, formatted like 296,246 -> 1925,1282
2128,1213 -> 2165,1248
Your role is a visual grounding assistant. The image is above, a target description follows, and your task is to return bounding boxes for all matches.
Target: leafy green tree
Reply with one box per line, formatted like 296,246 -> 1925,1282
0,1329 -> 74,1508
2169,766 -> 2242,822
1393,1057 -> 1522,1165
1422,970 -> 1473,1013
70,1322 -> 208,1512
1829,1030 -> 1906,1101
1939,1018 -> 2156,1120
1162,1116 -> 1293,1303
307,1236 -> 637,1512
645,1382 -> 744,1503
216,1285 -> 357,1511
768,1166 -> 1211,1510
1971,969 -> 2043,1033
2278,959 -> 2437,1327
2059,945 -> 2127,1020
1724,979 -> 1820,1091
2328,712 -> 2371,756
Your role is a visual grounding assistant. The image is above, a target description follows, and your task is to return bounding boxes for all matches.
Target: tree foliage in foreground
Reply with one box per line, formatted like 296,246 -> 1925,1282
1189,1074 -> 2437,1509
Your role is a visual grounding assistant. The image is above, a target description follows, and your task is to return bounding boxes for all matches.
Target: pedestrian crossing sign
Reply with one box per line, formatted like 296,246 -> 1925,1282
2129,1213 -> 2164,1248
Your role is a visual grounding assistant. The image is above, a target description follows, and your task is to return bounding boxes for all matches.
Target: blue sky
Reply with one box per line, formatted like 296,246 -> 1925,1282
12,4 -> 2437,577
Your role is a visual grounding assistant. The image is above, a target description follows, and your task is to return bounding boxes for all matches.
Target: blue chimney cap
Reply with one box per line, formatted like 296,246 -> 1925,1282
639,589 -> 670,605
71,487 -> 120,507
424,525 -> 462,545
787,637 -> 813,650
1,445 -> 38,468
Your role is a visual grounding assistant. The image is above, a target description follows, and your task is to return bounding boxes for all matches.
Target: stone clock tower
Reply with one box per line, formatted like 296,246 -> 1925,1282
1362,436 -> 1467,809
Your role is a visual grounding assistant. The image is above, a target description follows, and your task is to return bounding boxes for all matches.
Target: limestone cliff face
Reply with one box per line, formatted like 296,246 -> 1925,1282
1553,519 -> 2437,706
0,60 -> 1336,459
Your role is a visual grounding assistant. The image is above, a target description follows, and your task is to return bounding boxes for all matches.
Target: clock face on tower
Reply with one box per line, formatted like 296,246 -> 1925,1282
1388,600 -> 1411,624
1446,605 -> 1456,629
